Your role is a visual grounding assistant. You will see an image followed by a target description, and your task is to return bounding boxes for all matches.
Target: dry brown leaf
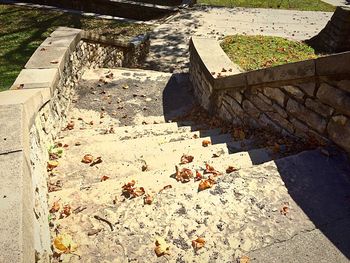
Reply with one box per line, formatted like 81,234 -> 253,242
280,202 -> 289,215
154,238 -> 170,257
202,140 -> 211,147
192,237 -> 206,250
142,164 -> 148,172
273,143 -> 280,153
204,163 -> 222,176
66,121 -> 74,130
82,154 -> 93,164
47,160 -> 59,171
180,154 -> 194,164
75,142 -> 81,146
144,194 -> 153,205
233,128 -> 245,140
193,134 -> 199,139
50,200 -> 60,213
175,166 -> 193,183
122,180 -> 145,199
100,175 -> 110,182
194,170 -> 203,181
50,60 -> 59,64
60,204 -> 71,219
226,166 -> 238,173
198,178 -> 216,192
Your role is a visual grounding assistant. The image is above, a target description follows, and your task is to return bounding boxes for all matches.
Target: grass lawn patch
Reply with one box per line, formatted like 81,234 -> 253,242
221,35 -> 318,71
198,0 -> 335,12
0,4 -> 151,91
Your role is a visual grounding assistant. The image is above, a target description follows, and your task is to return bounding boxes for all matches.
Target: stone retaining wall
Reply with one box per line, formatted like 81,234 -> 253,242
0,27 -> 149,263
306,6 -> 350,53
189,37 -> 350,153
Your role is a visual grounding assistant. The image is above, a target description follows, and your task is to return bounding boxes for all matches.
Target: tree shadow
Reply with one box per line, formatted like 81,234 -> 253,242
273,148 -> 350,259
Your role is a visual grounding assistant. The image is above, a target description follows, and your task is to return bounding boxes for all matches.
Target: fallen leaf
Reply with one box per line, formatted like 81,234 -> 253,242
90,156 -> 102,167
192,237 -> 206,250
122,85 -> 129,89
53,233 -> 77,253
194,170 -> 203,181
280,202 -> 289,215
226,166 -> 238,173
100,175 -> 110,182
66,121 -> 74,130
198,178 -> 216,191
100,112 -> 105,119
142,164 -> 148,172
60,204 -> 71,219
180,154 -> 194,164
273,143 -> 280,153
239,255 -> 250,263
88,121 -> 94,125
122,180 -> 145,199
204,163 -> 222,176
175,165 -> 193,183
202,140 -> 211,147
144,194 -> 153,205
233,128 -> 245,140
154,237 -> 170,257
47,160 -> 59,171
193,134 -> 199,139
82,154 -> 93,164
75,142 -> 81,146
50,200 -> 60,213
50,60 -> 59,64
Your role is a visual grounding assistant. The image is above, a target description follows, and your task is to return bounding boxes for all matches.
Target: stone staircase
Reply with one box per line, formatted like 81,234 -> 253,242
48,68 -> 350,263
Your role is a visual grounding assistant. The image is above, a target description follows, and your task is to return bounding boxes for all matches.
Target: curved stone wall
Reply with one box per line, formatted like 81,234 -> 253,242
306,6 -> 350,53
0,27 -> 149,263
189,37 -> 350,153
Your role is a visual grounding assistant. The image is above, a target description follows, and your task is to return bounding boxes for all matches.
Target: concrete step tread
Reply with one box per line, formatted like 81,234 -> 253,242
49,147 -> 275,190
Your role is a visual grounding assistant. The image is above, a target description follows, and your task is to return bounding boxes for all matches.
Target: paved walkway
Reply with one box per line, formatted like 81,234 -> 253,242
321,0 -> 350,7
144,6 -> 333,72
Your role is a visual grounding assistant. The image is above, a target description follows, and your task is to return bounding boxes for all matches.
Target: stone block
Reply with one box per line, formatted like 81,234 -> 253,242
272,103 -> 288,118
282,85 -> 305,100
25,46 -> 69,73
0,151 -> 34,263
227,90 -> 243,104
262,87 -> 285,106
223,96 -> 244,117
11,68 -> 59,92
248,94 -> 272,112
40,33 -> 81,52
286,99 -> 327,133
0,89 -> 51,156
327,115 -> 350,152
50,27 -> 82,37
305,99 -> 334,117
317,83 -> 350,116
290,117 -> 309,134
258,113 -> 282,132
316,52 -> 350,76
219,102 -> 233,122
336,79 -> 350,93
242,100 -> 260,119
257,93 -> 272,105
297,82 -> 316,97
247,60 -> 315,85
265,112 -> 294,133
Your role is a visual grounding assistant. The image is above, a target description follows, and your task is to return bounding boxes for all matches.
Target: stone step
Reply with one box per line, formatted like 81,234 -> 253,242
49,134 -> 257,189
48,149 -> 350,262
60,127 -> 222,144
49,147 -> 275,190
59,121 -> 207,141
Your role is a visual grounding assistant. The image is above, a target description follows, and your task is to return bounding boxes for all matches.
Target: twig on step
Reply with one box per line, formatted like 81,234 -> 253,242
94,215 -> 114,231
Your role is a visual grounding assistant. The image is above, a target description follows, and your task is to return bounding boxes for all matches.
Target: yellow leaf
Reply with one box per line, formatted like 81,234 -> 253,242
154,237 -> 170,257
53,233 -> 77,253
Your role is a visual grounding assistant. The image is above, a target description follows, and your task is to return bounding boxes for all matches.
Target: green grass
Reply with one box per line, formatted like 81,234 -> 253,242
0,4 -> 151,91
198,0 -> 335,11
221,35 -> 318,71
